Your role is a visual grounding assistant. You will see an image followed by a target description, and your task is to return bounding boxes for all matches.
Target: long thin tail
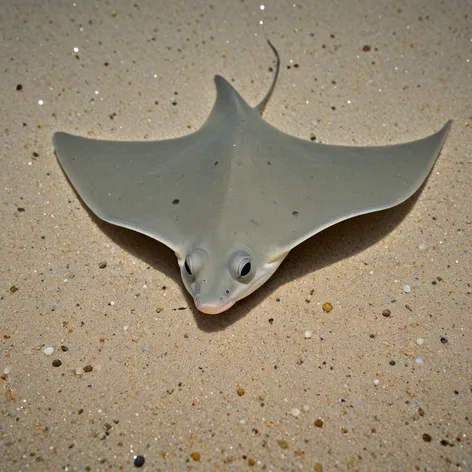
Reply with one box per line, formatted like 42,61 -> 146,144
255,40 -> 280,114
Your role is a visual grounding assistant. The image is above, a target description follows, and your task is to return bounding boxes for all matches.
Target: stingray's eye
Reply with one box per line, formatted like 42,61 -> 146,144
229,250 -> 253,280
239,258 -> 251,278
184,257 -> 192,275
183,249 -> 207,278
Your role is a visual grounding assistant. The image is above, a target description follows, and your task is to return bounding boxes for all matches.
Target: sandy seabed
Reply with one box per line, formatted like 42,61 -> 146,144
1,1 -> 470,471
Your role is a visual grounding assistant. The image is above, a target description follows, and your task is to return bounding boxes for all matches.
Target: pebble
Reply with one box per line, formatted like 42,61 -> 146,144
381,309 -> 391,317
416,337 -> 424,345
402,284 -> 411,293
291,408 -> 301,417
416,357 -> 423,364
322,302 -> 333,313
373,379 -> 380,386
52,359 -> 62,367
83,365 -> 93,372
304,330 -> 312,338
133,455 -> 145,467
43,347 -> 55,356
98,261 -> 107,269
418,243 -> 427,251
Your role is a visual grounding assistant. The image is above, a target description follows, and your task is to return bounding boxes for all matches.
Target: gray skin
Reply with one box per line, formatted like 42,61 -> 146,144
53,41 -> 451,314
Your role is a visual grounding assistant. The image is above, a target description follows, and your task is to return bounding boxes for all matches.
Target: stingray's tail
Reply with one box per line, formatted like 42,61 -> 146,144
255,40 -> 280,114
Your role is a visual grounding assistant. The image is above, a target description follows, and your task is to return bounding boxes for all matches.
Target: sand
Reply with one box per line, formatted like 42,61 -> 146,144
1,0 -> 470,470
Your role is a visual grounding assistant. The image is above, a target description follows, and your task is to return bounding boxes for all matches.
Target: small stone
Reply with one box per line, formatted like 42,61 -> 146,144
43,347 -> 55,356
322,302 -> 333,313
52,359 -> 62,367
381,309 -> 391,317
304,330 -> 312,338
9,285 -> 18,293
415,357 -> 423,364
278,440 -> 289,449
423,433 -> 432,442
83,365 -> 93,372
248,458 -> 256,466
373,379 -> 380,386
416,337 -> 424,345
61,345 -> 69,352
98,261 -> 107,269
236,388 -> 245,396
418,407 -> 425,416
314,463 -> 323,472
314,419 -> 324,428
291,408 -> 301,417
389,360 -> 396,366
440,337 -> 448,344
133,455 -> 145,467
402,284 -> 411,293
190,452 -> 200,461
418,242 -> 427,251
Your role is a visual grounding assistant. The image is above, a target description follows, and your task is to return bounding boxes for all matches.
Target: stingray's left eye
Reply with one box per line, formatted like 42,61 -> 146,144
238,258 -> 251,278
229,251 -> 253,280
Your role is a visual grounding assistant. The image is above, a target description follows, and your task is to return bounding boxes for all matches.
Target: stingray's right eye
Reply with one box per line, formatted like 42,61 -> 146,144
184,257 -> 192,275
183,249 -> 207,277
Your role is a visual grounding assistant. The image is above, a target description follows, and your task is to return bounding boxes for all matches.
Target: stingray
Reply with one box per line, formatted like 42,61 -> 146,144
53,41 -> 451,314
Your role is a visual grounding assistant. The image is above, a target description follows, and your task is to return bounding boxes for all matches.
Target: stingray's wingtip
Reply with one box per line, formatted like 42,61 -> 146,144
437,120 -> 452,141
443,119 -> 453,132
52,131 -> 72,146
214,74 -> 226,84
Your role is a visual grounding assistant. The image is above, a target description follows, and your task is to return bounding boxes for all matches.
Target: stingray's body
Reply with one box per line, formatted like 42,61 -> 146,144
53,42 -> 451,314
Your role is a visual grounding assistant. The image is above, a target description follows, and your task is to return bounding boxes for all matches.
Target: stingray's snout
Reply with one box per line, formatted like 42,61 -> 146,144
195,292 -> 235,315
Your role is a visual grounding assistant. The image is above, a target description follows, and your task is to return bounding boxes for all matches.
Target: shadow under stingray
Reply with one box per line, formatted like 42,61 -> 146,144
78,187 -> 422,332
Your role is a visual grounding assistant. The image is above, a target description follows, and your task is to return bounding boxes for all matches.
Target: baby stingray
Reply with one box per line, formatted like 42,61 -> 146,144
53,41 -> 451,314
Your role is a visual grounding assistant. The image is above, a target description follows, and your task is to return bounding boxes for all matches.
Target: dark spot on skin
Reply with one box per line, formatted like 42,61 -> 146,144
267,161 -> 272,165
172,199 -> 180,205
225,289 -> 230,295
214,161 -> 219,166
292,211 -> 299,216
